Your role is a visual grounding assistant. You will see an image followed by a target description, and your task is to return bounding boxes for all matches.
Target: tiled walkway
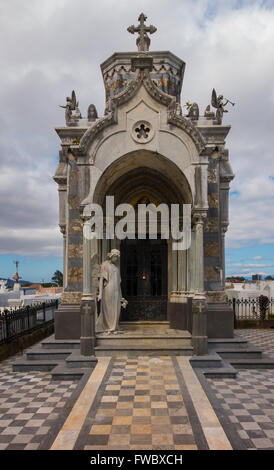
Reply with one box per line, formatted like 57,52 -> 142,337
237,329 -> 274,357
207,370 -> 274,449
204,329 -> 274,450
0,354 -> 78,450
0,329 -> 274,451
71,356 -> 197,450
50,356 -> 230,450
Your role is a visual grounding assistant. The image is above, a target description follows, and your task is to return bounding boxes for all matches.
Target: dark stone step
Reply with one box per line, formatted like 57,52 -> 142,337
190,354 -> 222,368
66,354 -> 98,369
208,338 -> 248,349
51,364 -> 87,380
203,367 -> 237,378
229,358 -> 274,369
12,358 -> 58,372
214,348 -> 262,359
41,337 -> 80,349
95,345 -> 193,357
26,349 -> 72,360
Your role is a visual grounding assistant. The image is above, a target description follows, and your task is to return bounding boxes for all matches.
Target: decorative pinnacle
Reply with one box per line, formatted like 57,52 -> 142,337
127,13 -> 157,52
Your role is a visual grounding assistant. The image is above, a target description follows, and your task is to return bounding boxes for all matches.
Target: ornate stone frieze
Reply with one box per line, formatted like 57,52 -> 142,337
208,168 -> 218,184
75,68 -> 205,157
167,106 -> 205,154
204,242 -> 219,257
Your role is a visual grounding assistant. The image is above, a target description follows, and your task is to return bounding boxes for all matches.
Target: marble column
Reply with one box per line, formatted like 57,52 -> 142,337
102,238 -> 108,263
194,215 -> 205,295
192,213 -> 208,355
220,177 -> 230,289
60,225 -> 67,289
221,226 -> 227,289
178,249 -> 187,294
80,218 -> 96,357
188,229 -> 195,294
171,243 -> 178,294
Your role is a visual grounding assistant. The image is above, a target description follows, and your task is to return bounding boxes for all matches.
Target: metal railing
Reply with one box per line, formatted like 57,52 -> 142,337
0,299 -> 58,345
227,297 -> 274,321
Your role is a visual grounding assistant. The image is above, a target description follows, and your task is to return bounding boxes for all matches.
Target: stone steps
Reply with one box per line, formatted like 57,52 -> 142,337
94,345 -> 193,357
190,353 -> 237,378
190,354 -> 222,369
51,363 -> 88,380
66,354 -> 97,369
26,349 -> 72,361
96,335 -> 191,347
208,337 -> 248,350
213,347 -> 262,360
41,337 -> 80,349
202,365 -> 237,378
121,321 -> 170,327
229,358 -> 274,369
13,357 -> 58,372
12,350 -> 98,378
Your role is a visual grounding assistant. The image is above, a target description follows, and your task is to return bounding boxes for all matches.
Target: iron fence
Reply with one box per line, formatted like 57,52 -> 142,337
227,297 -> 274,321
0,299 -> 58,345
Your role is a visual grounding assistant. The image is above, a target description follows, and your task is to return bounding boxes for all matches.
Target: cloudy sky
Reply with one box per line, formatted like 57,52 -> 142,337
0,0 -> 274,281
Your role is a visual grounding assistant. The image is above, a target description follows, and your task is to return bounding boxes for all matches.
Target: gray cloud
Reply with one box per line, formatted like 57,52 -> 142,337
0,0 -> 273,257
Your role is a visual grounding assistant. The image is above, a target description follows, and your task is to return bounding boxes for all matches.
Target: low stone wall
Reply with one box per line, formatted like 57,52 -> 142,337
236,320 -> 274,329
0,322 -> 54,362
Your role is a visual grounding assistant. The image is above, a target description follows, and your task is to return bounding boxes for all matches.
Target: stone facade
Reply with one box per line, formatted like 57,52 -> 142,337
53,18 -> 234,344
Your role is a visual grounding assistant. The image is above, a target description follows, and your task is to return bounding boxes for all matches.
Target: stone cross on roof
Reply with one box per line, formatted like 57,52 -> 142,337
127,13 -> 157,52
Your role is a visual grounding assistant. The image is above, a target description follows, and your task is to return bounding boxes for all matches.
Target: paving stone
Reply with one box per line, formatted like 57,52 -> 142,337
0,352 -> 79,450
0,329 -> 273,451
73,356 -> 197,450
207,329 -> 274,450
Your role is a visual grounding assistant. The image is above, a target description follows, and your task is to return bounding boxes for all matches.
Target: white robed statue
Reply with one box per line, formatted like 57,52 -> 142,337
96,249 -> 127,335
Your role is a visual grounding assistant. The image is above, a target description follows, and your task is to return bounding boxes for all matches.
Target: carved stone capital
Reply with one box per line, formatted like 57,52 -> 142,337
131,55 -> 153,71
59,224 -> 66,235
192,210 -> 207,226
221,222 -> 229,234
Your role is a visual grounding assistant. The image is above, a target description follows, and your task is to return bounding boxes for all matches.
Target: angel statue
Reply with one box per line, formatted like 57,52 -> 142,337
211,89 -> 234,124
87,104 -> 98,122
96,249 -> 128,335
59,90 -> 81,126
0,280 -> 8,292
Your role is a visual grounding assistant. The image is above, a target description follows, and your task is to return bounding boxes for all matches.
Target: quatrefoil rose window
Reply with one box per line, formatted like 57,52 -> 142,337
135,123 -> 150,139
131,120 -> 154,143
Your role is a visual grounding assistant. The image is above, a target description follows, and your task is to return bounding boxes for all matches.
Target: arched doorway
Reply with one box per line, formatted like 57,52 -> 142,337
120,235 -> 168,321
92,150 -> 193,322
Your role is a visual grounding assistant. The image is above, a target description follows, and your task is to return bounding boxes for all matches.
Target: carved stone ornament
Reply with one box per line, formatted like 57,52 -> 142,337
59,90 -> 82,126
75,69 -> 205,157
131,120 -> 154,143
127,13 -> 157,52
87,104 -> 98,122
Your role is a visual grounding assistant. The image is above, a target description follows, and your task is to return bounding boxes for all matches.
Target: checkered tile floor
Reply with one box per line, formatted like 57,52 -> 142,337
207,329 -> 274,450
75,356 -> 197,450
1,329 -> 274,451
237,329 -> 274,357
0,354 -> 78,450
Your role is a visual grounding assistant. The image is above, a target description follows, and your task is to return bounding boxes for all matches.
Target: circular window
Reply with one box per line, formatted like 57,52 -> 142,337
131,120 -> 154,143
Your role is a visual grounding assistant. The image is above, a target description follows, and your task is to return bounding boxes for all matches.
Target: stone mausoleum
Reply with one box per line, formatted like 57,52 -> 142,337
53,14 -> 234,356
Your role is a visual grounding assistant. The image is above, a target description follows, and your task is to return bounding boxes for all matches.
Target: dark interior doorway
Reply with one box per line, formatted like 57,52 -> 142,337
120,238 -> 168,321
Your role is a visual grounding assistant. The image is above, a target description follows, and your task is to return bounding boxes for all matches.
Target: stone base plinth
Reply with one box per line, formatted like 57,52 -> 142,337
168,297 -> 192,333
61,291 -> 82,304
206,291 -> 226,303
80,298 -> 96,356
192,298 -> 208,355
54,303 -> 81,339
207,302 -> 234,338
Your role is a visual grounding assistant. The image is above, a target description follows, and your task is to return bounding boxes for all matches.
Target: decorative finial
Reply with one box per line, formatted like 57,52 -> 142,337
127,13 -> 157,52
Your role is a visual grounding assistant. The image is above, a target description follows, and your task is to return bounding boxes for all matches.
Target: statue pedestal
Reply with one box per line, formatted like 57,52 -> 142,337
80,296 -> 97,357
192,297 -> 208,355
